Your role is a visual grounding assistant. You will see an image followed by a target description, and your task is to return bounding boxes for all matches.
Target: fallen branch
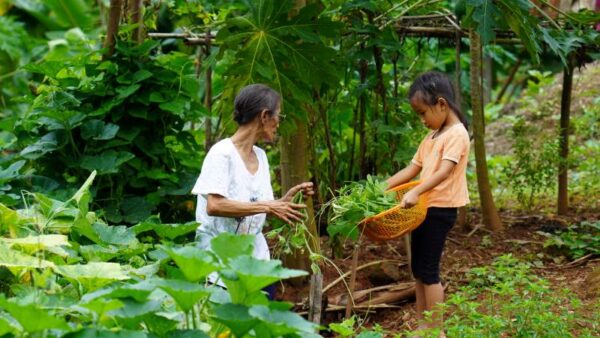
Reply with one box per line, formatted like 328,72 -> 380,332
298,304 -> 403,315
322,259 -> 406,294
330,282 -> 414,305
447,236 -> 461,245
555,253 -> 594,269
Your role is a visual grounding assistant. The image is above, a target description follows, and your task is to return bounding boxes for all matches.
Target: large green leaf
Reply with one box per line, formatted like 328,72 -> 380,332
249,305 -> 320,337
20,131 -> 62,159
54,262 -> 130,291
464,0 -> 500,44
1,234 -> 70,257
0,295 -> 70,332
132,216 -> 198,240
81,120 -> 120,140
160,245 -> 218,282
143,313 -> 180,336
154,279 -> 210,312
0,243 -> 55,270
223,256 -> 307,304
44,0 -> 92,29
80,150 -> 135,174
64,328 -> 149,338
217,0 -> 341,117
0,313 -> 21,336
82,279 -> 156,303
92,222 -> 138,246
210,233 -> 255,263
107,299 -> 162,328
212,303 -> 258,338
0,160 -> 25,184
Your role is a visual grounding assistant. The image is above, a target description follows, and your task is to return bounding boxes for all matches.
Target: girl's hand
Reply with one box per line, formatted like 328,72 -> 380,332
400,189 -> 419,208
266,200 -> 306,225
282,182 -> 314,202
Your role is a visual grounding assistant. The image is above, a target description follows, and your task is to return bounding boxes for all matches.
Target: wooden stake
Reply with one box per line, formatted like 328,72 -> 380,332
345,241 -> 360,318
308,273 -> 323,324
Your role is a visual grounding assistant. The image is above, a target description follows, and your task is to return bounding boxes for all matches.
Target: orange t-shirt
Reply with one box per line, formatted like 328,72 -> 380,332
411,123 -> 470,208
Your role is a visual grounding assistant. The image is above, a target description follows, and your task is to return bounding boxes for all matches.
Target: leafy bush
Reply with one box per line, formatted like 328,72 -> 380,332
0,173 -> 321,337
413,255 -> 598,337
540,221 -> 600,259
501,117 -> 560,210
6,39 -> 203,223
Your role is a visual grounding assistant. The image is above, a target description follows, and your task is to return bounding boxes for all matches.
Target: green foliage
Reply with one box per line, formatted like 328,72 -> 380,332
540,221 -> 600,259
215,0 -> 342,124
329,315 -> 385,337
0,174 -> 320,337
326,175 -> 397,241
500,117 -> 560,210
414,255 -> 598,337
10,39 -> 203,222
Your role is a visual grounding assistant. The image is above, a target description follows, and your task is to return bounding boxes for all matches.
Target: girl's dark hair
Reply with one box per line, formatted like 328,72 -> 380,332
408,71 -> 468,131
233,84 -> 281,125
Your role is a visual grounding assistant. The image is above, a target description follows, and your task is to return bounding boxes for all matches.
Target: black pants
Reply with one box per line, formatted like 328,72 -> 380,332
411,207 -> 457,285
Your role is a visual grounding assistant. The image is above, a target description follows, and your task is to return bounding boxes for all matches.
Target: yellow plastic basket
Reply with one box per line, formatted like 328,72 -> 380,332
359,181 -> 427,241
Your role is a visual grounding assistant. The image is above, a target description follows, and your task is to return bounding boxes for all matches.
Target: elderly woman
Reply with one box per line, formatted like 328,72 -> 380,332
192,84 -> 313,290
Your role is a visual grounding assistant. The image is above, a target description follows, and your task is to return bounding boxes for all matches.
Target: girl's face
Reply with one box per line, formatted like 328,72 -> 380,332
410,94 -> 448,130
260,102 -> 282,143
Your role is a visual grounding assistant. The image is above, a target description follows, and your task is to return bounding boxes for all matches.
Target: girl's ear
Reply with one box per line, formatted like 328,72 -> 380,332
437,97 -> 449,111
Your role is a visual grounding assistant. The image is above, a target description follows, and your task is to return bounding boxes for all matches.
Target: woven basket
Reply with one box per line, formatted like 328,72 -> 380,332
360,181 -> 427,241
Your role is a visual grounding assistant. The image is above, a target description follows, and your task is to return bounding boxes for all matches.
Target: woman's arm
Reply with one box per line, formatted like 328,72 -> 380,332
206,194 -> 306,224
386,163 -> 422,189
400,159 -> 456,208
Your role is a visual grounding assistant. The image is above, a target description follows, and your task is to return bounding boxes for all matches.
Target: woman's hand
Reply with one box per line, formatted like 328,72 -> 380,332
265,200 -> 306,225
281,182 -> 314,202
400,189 -> 419,208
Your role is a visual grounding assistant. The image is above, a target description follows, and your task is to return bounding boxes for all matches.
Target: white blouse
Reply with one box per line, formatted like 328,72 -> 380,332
191,138 -> 274,261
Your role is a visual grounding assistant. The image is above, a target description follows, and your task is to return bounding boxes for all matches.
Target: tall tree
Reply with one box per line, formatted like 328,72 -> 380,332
469,30 -> 503,231
279,0 -> 320,282
557,54 -> 574,215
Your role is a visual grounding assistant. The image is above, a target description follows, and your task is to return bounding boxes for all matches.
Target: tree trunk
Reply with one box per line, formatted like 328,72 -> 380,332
454,32 -> 469,231
469,31 -> 503,231
280,120 -> 319,284
128,0 -> 143,43
204,34 -> 213,151
358,57 -> 368,179
103,0 -> 123,60
280,0 -> 318,285
495,59 -> 522,104
557,55 -> 574,215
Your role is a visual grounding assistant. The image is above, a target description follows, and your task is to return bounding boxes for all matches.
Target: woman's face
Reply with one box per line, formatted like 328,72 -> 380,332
261,103 -> 282,143
410,95 -> 447,131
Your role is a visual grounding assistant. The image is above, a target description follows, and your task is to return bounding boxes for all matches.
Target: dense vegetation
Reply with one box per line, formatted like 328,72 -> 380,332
1,0 -> 599,337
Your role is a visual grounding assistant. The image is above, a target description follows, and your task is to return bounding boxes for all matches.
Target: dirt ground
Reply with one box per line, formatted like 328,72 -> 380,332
278,209 -> 600,336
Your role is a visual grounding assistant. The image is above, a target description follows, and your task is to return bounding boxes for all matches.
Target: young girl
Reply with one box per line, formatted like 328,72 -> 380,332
386,71 -> 470,335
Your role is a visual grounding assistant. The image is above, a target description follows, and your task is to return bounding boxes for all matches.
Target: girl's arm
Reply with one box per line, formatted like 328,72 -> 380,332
400,159 -> 457,208
386,163 -> 421,189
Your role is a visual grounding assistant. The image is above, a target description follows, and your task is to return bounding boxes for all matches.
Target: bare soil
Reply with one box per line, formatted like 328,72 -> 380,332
278,210 -> 600,337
